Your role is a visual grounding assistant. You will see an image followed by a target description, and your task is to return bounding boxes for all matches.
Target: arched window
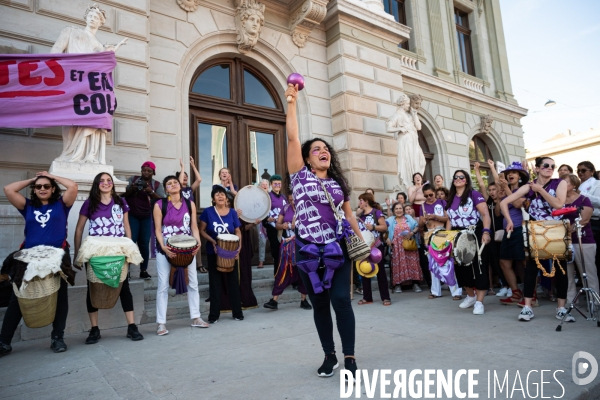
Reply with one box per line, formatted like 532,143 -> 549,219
189,58 -> 285,209
469,135 -> 493,189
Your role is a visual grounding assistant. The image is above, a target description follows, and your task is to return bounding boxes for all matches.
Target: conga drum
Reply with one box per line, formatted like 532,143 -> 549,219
166,234 -> 198,294
216,234 -> 240,272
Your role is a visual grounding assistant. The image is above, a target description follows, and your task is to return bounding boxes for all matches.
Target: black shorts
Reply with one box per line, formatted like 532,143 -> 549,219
499,226 -> 526,261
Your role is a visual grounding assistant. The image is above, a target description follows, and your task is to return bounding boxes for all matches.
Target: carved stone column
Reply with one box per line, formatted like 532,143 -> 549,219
290,0 -> 329,48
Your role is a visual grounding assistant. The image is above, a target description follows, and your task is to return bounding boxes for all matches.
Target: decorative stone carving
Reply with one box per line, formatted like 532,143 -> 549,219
289,0 -> 328,48
50,3 -> 127,165
176,0 -> 201,12
480,114 -> 494,135
386,93 -> 426,188
235,0 -> 265,54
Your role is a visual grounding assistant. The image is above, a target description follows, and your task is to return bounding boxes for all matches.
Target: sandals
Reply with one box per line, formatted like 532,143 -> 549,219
191,318 -> 209,328
357,299 -> 373,305
429,294 -> 442,299
198,266 -> 207,273
383,300 -> 392,306
452,295 -> 462,301
157,324 -> 168,336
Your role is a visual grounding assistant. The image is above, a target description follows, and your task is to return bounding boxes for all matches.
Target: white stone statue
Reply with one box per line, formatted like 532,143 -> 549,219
235,0 -> 265,54
50,4 -> 127,165
386,93 -> 426,188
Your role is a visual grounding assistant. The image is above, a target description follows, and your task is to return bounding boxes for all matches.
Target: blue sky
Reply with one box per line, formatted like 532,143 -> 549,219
500,0 -> 600,150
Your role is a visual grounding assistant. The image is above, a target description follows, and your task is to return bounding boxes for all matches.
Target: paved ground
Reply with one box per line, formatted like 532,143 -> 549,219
0,290 -> 599,400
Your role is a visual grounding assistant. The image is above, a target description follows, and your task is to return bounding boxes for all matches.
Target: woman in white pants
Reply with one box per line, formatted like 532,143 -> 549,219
563,174 -> 600,306
153,175 -> 208,335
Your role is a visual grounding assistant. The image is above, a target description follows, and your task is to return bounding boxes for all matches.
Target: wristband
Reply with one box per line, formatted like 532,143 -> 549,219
482,228 -> 491,235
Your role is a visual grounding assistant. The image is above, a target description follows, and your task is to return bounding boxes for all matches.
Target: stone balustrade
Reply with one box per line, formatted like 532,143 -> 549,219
398,48 -> 418,70
462,76 -> 484,93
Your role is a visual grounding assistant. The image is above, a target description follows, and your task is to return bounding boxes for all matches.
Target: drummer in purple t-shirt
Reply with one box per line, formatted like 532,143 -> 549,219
263,174 -> 287,276
501,156 -> 570,323
445,170 -> 491,315
285,83 -> 363,380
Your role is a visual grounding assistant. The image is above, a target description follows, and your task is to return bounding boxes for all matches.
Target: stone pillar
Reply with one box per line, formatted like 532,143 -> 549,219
426,0 -> 452,81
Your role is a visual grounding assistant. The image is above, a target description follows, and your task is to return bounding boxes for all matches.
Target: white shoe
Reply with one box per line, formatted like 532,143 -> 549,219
473,301 -> 484,315
459,296 -> 477,309
394,286 -> 402,293
518,306 -> 534,321
556,307 -> 575,322
507,288 -> 512,298
413,284 -> 423,293
495,287 -> 509,297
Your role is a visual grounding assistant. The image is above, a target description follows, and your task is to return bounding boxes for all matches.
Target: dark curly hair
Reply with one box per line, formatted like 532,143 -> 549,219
29,176 -> 61,208
87,172 -> 124,215
445,170 -> 474,209
301,138 -> 350,198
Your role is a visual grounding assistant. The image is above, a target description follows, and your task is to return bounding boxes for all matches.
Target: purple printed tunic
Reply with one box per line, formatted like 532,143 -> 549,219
358,209 -> 384,239
565,196 -> 595,244
158,199 -> 191,240
80,198 -> 129,237
528,179 -> 562,221
279,204 -> 295,238
447,190 -> 485,228
420,199 -> 446,218
268,191 -> 287,227
290,166 -> 349,244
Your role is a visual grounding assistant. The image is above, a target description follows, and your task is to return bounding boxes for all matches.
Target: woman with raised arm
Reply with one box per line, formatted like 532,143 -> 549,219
0,172 -> 78,356
285,83 -> 363,381
445,170 -> 491,315
177,156 -> 202,202
500,156 -> 570,322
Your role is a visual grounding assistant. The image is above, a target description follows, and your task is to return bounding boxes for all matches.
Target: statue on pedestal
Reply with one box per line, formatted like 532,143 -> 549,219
386,93 -> 426,188
50,3 -> 127,165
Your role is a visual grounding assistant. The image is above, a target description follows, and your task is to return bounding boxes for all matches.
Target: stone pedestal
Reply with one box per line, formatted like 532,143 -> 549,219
49,160 -> 116,182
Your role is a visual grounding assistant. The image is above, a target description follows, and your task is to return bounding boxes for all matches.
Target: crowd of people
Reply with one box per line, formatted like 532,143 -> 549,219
1,83 -> 599,383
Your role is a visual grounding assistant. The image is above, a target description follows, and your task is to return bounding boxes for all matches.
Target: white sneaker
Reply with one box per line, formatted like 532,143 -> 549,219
556,307 -> 575,322
394,286 -> 402,293
518,306 -> 534,321
495,287 -> 509,297
507,288 -> 512,298
413,283 -> 423,293
473,301 -> 484,315
459,296 -> 477,309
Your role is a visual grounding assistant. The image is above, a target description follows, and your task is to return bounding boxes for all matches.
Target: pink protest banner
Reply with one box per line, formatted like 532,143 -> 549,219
0,51 -> 116,129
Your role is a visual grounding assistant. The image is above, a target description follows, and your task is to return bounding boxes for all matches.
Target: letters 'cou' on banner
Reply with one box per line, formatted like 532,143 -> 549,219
0,51 -> 117,130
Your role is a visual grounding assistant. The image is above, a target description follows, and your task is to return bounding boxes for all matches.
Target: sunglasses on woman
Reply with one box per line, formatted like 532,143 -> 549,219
577,168 -> 589,174
454,175 -> 466,181
540,163 -> 556,170
425,193 -> 435,198
33,184 -> 52,190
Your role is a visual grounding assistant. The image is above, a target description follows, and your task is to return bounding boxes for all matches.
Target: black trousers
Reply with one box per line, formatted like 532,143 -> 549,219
454,231 -> 490,291
362,245 -> 391,302
489,240 -> 507,286
419,246 -> 432,288
86,276 -> 134,314
593,226 -> 600,279
265,224 -> 280,276
1,278 -> 69,344
297,239 -> 355,356
207,254 -> 243,321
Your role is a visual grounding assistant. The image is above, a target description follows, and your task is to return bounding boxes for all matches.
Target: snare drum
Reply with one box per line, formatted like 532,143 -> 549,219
216,234 -> 240,272
527,220 -> 571,260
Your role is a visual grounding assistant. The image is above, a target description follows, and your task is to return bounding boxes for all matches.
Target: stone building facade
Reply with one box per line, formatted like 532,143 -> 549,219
0,0 -> 527,248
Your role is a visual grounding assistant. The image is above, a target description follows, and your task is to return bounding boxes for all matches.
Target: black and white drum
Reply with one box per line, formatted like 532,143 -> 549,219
234,185 -> 272,223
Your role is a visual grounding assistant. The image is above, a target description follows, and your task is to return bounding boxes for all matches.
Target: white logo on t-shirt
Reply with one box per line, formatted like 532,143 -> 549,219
434,204 -> 444,216
213,221 -> 229,234
182,190 -> 191,199
34,210 -> 52,228
111,204 -> 123,224
457,198 -> 474,218
183,213 -> 190,230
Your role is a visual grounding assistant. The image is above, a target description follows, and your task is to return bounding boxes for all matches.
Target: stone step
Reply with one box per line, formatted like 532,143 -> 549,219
143,278 -> 276,302
139,287 -> 305,324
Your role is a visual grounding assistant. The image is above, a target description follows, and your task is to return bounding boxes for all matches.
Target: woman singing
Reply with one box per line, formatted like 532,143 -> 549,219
285,83 -> 363,380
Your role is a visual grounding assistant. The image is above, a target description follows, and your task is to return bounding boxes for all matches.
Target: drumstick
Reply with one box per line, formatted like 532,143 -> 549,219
478,242 -> 486,257
507,231 -> 512,239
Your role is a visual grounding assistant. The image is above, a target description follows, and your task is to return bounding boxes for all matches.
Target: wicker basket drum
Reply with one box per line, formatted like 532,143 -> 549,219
12,273 -> 61,328
87,262 -> 129,310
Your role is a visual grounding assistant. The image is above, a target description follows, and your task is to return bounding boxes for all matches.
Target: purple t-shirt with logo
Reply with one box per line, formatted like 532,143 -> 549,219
279,204 -> 295,238
290,166 -> 349,244
19,197 -> 70,249
420,199 -> 447,218
358,209 -> 384,239
199,207 -> 241,255
181,187 -> 194,202
268,191 -> 287,227
565,196 -> 595,244
503,188 -> 524,229
528,179 -> 562,221
157,199 -> 191,240
447,190 -> 485,228
80,198 -> 130,237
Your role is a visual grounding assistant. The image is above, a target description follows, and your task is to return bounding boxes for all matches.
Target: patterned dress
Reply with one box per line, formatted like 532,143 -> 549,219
391,217 -> 422,285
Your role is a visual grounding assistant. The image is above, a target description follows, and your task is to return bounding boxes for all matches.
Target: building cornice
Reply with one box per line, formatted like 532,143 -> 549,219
526,131 -> 600,159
